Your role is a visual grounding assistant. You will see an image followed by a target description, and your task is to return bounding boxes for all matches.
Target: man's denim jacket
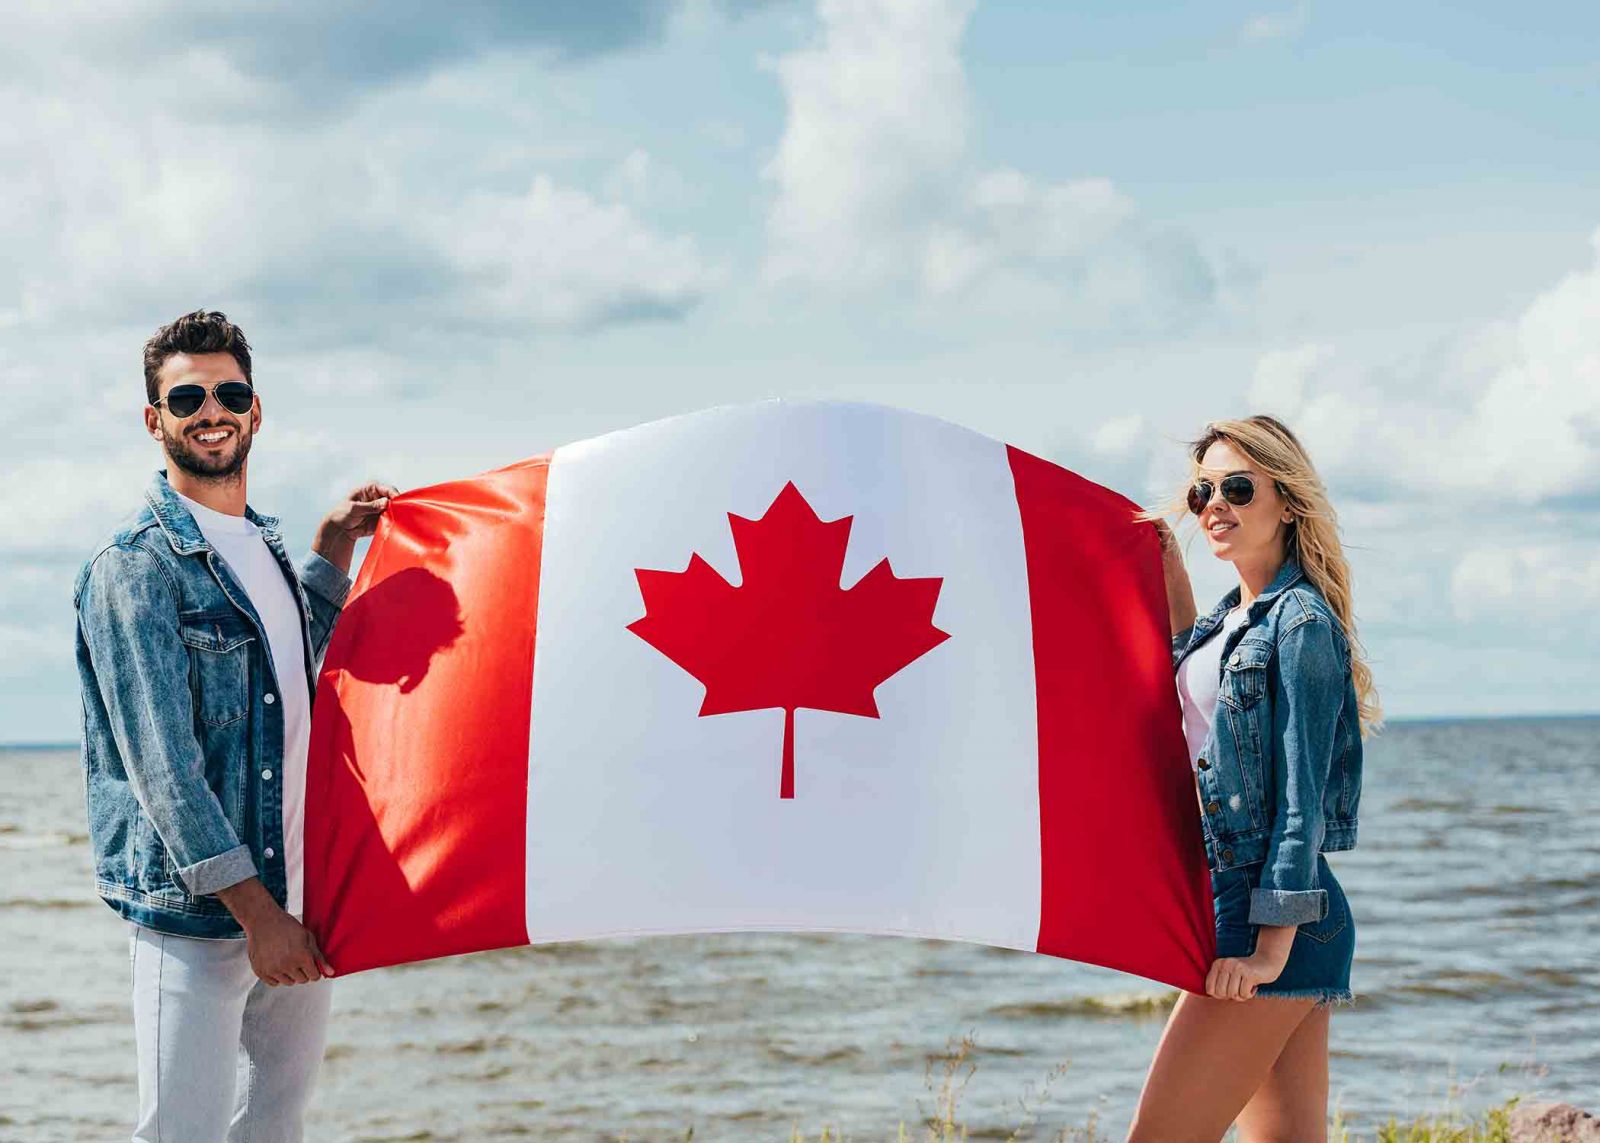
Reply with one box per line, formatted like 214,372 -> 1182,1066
1171,556 -> 1362,928
73,470 -> 350,939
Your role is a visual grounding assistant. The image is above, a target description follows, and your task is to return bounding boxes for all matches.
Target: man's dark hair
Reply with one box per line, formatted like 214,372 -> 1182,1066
143,310 -> 253,404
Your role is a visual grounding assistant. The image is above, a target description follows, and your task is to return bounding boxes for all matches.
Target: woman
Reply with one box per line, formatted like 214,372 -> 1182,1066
1128,415 -> 1381,1143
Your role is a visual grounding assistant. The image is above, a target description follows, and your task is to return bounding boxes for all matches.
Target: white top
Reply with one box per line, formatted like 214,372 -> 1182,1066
176,491 -> 312,918
1175,605 -> 1251,770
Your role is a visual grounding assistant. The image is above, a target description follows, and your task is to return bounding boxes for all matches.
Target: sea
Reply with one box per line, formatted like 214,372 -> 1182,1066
1,716 -> 1596,1140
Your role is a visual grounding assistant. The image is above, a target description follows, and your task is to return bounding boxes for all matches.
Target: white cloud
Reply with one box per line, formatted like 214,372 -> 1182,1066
0,63 -> 720,340
1428,227 -> 1600,500
761,0 -> 1222,324
762,0 -> 972,287
438,176 -> 724,330
604,148 -> 655,203
1452,545 -> 1600,627
1091,413 -> 1146,458
0,621 -> 73,679
0,453 -> 152,560
1248,343 -> 1333,413
2,2 -> 675,119
1244,226 -> 1600,503
1239,4 -> 1310,44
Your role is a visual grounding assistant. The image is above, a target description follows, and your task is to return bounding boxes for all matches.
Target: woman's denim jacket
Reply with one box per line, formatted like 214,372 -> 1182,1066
1171,556 -> 1362,928
73,470 -> 350,939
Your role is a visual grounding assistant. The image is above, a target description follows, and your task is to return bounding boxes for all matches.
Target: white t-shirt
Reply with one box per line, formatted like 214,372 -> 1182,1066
177,491 -> 312,918
1175,605 -> 1250,770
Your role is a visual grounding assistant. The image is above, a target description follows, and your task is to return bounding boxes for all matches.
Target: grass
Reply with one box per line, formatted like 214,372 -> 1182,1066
766,1035 -> 1534,1143
1334,1098 -> 1521,1143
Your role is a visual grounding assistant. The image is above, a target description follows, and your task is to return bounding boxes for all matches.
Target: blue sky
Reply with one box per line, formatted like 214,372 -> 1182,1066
3,0 -> 1598,740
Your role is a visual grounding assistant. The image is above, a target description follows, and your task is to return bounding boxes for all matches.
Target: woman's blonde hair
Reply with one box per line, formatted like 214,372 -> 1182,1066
1141,414 -> 1382,737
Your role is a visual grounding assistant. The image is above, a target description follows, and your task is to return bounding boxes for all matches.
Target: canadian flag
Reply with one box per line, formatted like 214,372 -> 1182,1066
305,401 -> 1213,990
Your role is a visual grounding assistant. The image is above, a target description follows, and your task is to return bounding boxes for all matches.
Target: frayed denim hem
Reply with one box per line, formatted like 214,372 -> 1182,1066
1257,987 -> 1354,1009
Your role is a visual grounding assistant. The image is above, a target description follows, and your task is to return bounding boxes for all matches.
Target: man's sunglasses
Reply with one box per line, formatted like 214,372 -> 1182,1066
152,381 -> 255,419
1187,473 -> 1258,515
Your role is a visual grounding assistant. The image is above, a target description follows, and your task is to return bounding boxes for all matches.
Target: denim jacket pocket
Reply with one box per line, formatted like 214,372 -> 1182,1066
1218,641 -> 1272,711
178,610 -> 254,728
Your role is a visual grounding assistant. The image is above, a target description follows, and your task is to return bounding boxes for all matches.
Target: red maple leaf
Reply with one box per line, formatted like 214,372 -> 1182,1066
627,482 -> 951,799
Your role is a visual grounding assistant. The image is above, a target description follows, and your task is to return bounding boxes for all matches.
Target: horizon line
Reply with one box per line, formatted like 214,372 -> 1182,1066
4,709 -> 1599,751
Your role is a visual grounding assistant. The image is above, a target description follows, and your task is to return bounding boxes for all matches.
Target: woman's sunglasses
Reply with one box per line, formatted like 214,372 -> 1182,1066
152,381 -> 255,419
1187,473 -> 1257,515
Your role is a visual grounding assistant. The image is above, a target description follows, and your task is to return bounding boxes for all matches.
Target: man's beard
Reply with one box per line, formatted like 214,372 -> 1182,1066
163,419 -> 252,482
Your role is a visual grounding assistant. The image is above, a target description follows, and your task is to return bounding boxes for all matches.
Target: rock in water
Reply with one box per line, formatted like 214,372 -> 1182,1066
1509,1102 -> 1600,1143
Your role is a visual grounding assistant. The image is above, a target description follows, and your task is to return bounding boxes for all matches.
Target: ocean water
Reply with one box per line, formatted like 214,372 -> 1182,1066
1,717 -> 1596,1140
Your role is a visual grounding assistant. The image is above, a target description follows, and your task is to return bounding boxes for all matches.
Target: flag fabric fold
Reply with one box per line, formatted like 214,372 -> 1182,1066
305,400 -> 1213,990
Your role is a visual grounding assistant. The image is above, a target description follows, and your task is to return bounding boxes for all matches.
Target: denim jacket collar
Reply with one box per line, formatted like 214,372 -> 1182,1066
1189,554 -> 1306,644
144,469 -> 282,556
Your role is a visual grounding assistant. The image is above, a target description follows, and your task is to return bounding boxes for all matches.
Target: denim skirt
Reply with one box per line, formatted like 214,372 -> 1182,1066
1210,853 -> 1355,1006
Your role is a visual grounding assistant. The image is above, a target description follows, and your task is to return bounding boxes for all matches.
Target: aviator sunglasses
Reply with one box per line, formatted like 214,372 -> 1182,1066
1187,473 -> 1258,515
152,381 -> 255,419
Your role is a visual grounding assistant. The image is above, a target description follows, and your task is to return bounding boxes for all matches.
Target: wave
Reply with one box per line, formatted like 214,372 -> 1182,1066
987,992 -> 1178,1019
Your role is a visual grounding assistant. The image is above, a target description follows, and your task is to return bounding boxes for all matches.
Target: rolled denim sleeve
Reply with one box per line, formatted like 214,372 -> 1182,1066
1250,615 -> 1343,926
78,544 -> 256,896
298,549 -> 352,661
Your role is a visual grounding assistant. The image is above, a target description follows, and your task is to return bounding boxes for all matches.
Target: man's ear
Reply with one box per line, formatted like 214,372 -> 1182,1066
144,405 -> 163,443
251,394 -> 262,434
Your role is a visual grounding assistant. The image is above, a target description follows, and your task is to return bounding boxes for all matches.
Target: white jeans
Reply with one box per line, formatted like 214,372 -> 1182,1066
129,923 -> 331,1143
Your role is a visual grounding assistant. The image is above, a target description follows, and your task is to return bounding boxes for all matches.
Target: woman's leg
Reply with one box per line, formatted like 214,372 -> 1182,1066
1234,1004 -> 1330,1143
1127,991 -> 1317,1143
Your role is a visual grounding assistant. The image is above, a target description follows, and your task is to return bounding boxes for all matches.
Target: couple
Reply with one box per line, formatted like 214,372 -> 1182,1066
76,310 -> 1376,1141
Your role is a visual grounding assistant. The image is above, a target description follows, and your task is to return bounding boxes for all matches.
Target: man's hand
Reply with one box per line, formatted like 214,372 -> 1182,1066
243,909 -> 336,987
314,481 -> 400,575
215,876 -> 335,986
1205,925 -> 1295,1001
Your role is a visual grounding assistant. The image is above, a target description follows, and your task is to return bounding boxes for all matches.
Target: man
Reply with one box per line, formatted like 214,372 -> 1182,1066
74,309 -> 396,1141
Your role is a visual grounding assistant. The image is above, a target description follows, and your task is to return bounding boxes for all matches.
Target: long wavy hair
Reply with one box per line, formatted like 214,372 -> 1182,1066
1141,414 -> 1382,737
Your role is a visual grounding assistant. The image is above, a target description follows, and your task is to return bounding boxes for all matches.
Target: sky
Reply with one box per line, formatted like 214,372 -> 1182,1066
2,0 -> 1598,740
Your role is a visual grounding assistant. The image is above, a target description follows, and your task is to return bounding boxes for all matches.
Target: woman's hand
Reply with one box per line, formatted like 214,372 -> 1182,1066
1205,925 -> 1295,1001
1205,953 -> 1282,1001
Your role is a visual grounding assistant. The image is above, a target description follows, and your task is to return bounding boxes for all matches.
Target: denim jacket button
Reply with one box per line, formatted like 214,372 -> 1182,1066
1196,757 -> 1210,770
262,769 -> 273,780
1206,800 -> 1221,814
264,693 -> 276,705
264,847 -> 275,859
1221,848 -> 1233,863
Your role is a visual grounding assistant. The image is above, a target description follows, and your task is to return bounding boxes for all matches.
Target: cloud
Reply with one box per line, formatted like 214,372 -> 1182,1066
1452,544 -> 1600,629
762,0 -> 973,287
761,0 -> 1223,326
0,69 -> 721,347
439,175 -> 725,329
0,621 -> 72,679
0,453 -> 153,561
1248,343 -> 1334,413
1238,4 -> 1310,44
1243,226 -> 1600,505
1428,228 -> 1600,501
601,148 -> 695,212
3,2 -> 678,120
1091,413 -> 1147,459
